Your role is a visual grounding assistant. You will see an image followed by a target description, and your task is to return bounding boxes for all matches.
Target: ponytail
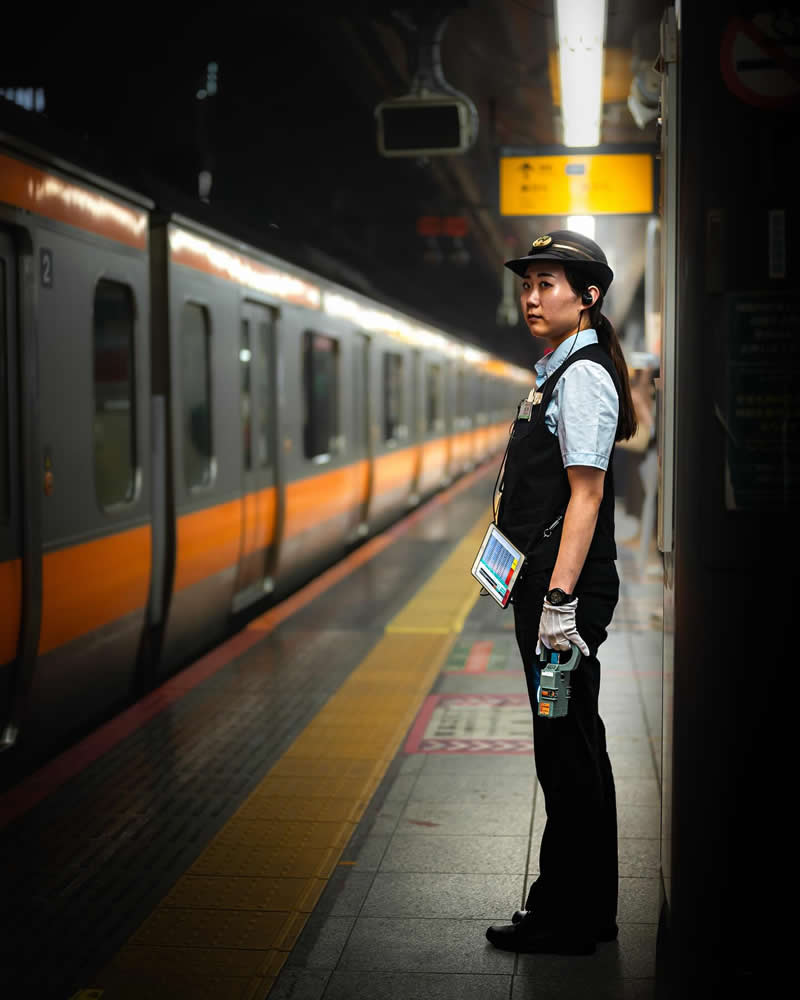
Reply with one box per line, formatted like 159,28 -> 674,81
594,312 -> 638,441
563,265 -> 638,441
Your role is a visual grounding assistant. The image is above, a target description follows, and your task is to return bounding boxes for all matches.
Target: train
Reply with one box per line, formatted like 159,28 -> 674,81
0,128 -> 531,776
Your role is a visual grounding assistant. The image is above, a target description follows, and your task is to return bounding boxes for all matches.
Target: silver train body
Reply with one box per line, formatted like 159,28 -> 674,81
0,132 -> 530,771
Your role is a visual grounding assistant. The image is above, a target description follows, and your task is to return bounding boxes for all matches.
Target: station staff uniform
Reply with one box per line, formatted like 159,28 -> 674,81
495,328 -> 621,951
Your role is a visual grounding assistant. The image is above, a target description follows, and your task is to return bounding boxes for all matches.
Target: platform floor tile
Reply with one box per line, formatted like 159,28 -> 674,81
161,874 -> 328,912
86,507 -> 489,999
269,520 -> 664,999
336,916 -> 516,973
378,832 -> 528,874
323,970 -> 513,1000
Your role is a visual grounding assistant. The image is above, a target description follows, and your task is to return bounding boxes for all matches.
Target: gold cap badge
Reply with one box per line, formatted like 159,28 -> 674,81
531,235 -> 552,248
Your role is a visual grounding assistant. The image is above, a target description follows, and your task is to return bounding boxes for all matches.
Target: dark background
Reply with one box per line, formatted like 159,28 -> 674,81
0,1 -> 662,368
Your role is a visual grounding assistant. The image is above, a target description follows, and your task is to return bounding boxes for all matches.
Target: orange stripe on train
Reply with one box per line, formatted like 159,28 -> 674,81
32,432 -> 504,653
0,558 -> 22,667
0,153 -> 148,250
39,526 -> 151,655
373,447 -> 418,495
284,461 -> 369,537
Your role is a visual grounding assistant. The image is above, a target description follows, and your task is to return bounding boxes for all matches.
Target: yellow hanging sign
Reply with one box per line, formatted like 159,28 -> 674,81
500,153 -> 654,216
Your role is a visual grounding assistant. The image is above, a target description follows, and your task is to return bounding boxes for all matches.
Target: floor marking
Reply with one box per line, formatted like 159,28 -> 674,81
443,637 -> 518,674
0,458 -> 498,830
404,693 -> 534,754
464,640 -> 493,673
89,504 -> 491,995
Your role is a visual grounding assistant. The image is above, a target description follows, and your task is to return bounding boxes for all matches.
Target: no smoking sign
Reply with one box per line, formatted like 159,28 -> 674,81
720,11 -> 800,109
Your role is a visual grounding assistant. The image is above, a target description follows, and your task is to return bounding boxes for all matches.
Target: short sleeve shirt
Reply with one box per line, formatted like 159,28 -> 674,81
532,329 -> 619,471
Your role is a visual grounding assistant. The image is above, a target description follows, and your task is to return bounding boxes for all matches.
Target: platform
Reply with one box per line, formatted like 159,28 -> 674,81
0,463 -> 662,1000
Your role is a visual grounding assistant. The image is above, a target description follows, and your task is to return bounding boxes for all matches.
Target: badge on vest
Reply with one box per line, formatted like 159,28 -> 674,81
519,400 -> 533,421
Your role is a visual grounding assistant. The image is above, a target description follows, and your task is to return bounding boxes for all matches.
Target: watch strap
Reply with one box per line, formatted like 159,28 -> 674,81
546,587 -> 576,605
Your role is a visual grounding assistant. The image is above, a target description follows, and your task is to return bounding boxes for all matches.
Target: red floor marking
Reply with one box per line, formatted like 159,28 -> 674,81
464,640 -> 493,673
0,457 -> 500,829
404,694 -> 441,753
404,693 -> 534,755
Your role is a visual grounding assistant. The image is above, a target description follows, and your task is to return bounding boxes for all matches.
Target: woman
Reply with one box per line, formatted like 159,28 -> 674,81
486,230 -> 638,956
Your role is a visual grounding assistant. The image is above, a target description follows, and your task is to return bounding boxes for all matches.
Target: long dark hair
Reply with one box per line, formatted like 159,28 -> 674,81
563,265 -> 637,442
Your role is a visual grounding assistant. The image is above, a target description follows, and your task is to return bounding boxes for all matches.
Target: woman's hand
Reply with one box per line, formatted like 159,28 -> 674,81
537,598 -> 590,656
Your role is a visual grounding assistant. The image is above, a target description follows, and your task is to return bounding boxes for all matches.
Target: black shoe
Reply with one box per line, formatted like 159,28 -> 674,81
485,920 -> 596,955
511,910 -> 618,942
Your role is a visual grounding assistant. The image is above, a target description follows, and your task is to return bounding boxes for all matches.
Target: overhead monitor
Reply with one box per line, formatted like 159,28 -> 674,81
376,95 -> 476,157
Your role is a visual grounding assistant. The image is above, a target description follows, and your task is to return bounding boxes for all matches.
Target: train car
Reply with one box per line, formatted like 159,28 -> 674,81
0,131 -> 530,774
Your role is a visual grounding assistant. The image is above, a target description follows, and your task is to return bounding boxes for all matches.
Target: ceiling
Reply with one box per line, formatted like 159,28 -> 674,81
1,0 -> 665,369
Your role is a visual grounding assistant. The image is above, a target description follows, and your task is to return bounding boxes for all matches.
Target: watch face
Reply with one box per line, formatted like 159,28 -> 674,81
549,589 -> 564,604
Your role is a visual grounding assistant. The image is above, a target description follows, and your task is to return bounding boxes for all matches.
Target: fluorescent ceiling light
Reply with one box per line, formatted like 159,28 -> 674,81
567,215 -> 596,240
556,0 -> 607,147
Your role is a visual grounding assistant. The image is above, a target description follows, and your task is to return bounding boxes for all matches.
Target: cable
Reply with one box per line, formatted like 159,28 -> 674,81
494,330 -> 582,522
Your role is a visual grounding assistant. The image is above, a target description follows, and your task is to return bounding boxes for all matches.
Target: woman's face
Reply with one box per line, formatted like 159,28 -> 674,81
520,262 -> 588,348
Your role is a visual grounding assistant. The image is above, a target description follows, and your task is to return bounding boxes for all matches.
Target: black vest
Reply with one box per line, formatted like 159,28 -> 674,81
497,343 -> 620,571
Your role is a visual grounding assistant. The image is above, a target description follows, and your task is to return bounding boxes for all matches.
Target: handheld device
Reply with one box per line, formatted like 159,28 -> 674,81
470,522 -> 525,608
537,644 -> 582,718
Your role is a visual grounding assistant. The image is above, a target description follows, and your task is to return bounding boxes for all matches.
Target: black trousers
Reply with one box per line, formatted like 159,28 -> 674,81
512,558 -> 619,940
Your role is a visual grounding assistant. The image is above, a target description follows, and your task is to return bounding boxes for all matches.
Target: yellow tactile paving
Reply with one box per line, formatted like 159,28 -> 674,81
90,509 -> 491,997
246,775 -> 380,799
190,842 -> 342,879
107,944 -> 276,977
267,757 -> 382,780
161,875 -> 327,912
203,817 -> 356,849
234,795 -> 366,823
130,907 -> 299,950
78,970 -> 265,1000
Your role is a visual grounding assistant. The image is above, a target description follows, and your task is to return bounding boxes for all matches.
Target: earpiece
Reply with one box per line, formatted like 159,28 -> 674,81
581,291 -> 593,305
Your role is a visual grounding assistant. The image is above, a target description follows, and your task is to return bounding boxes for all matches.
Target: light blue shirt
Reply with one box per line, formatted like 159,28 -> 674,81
533,329 -> 618,470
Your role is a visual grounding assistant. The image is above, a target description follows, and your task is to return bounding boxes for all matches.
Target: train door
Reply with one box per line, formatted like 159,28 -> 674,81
0,230 -> 23,742
443,359 -> 455,481
234,301 -> 277,610
234,302 -> 277,603
352,331 -> 372,535
409,348 -> 423,504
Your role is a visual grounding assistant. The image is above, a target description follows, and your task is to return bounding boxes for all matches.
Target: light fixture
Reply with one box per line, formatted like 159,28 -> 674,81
556,0 -> 607,147
567,215 -> 596,240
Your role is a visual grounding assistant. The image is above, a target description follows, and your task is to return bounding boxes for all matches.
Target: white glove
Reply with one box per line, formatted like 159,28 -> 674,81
537,598 -> 590,656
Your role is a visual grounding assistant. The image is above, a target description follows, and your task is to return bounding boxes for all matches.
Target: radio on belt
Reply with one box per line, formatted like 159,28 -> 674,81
537,644 -> 582,719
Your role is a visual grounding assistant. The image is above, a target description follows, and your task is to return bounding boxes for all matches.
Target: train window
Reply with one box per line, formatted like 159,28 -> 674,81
240,319 -> 252,470
303,331 -> 339,460
181,303 -> 214,489
426,362 -> 443,433
383,352 -> 405,442
92,279 -> 137,509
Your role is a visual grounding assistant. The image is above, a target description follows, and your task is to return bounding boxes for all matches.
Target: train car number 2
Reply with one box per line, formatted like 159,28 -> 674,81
40,247 -> 53,288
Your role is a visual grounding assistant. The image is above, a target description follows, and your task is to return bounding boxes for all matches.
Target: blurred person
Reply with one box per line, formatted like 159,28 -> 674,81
617,364 -> 656,539
486,231 -> 637,956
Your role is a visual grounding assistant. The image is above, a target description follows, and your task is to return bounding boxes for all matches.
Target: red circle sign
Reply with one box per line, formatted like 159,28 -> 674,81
720,13 -> 800,109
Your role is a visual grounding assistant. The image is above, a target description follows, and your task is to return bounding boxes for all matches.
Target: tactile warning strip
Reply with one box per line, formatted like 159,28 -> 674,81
88,512 -> 490,999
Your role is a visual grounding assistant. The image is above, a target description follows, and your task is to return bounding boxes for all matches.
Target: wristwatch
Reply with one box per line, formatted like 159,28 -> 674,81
546,587 -> 576,606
